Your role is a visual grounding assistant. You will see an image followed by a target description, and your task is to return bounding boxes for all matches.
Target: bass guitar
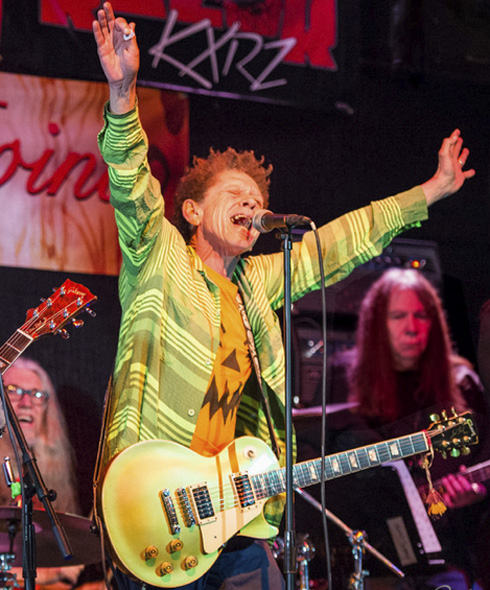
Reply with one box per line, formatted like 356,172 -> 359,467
99,410 -> 478,588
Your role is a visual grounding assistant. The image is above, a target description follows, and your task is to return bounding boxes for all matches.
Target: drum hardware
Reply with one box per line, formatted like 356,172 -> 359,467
296,533 -> 315,590
273,533 -> 316,590
347,530 -> 369,590
294,487 -> 405,590
0,554 -> 20,590
0,517 -> 20,590
291,402 -> 359,421
0,507 -> 101,589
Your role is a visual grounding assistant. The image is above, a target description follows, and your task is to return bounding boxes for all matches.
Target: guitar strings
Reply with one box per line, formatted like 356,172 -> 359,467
194,432 -> 437,515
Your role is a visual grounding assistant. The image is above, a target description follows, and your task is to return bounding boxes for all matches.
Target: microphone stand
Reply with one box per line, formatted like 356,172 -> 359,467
0,376 -> 72,590
279,227 -> 299,590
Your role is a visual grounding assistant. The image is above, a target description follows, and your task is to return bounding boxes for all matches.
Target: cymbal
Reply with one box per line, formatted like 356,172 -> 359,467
0,507 -> 101,567
292,401 -> 359,419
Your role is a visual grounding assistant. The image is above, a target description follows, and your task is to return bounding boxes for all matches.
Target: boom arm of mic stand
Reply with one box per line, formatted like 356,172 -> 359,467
0,376 -> 72,590
294,486 -> 405,579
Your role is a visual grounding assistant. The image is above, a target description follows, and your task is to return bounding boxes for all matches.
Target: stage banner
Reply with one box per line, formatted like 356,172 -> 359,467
0,1 -> 359,111
0,72 -> 189,275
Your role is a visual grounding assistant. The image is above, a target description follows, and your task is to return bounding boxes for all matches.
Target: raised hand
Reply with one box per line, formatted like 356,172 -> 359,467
421,129 -> 476,206
93,2 -> 139,113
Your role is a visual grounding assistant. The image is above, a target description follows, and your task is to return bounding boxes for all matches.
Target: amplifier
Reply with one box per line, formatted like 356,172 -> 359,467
292,238 -> 442,317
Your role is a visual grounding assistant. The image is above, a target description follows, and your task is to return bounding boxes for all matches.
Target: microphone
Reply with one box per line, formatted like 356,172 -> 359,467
252,210 -> 312,234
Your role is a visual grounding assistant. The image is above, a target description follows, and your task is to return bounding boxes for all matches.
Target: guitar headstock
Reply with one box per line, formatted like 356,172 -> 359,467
22,279 -> 97,341
427,409 -> 479,458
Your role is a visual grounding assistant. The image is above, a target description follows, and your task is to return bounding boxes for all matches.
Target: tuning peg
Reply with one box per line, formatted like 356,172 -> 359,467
450,448 -> 460,458
429,414 -> 440,423
56,329 -> 70,340
71,319 -> 84,328
85,308 -> 96,317
441,410 -> 448,421
461,447 -> 471,456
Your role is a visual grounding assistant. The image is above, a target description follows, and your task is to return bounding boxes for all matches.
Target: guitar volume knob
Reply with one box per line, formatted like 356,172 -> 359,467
184,555 -> 198,570
157,562 -> 174,575
144,545 -> 159,560
169,539 -> 184,553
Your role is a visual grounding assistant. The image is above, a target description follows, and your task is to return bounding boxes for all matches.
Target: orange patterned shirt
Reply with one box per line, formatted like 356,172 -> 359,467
190,266 -> 252,456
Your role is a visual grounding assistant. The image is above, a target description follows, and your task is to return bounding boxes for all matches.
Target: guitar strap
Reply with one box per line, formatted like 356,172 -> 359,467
235,291 -> 281,461
92,373 -> 116,588
93,373 -> 114,500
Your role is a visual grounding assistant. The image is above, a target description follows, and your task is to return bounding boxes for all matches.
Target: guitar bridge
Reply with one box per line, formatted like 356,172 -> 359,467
231,473 -> 256,511
160,488 -> 181,535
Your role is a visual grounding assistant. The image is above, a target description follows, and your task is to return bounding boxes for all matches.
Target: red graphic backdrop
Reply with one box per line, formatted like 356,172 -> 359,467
0,1 -> 354,111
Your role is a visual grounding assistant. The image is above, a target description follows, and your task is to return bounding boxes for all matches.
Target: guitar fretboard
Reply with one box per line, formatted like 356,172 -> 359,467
0,330 -> 33,374
251,431 -> 429,500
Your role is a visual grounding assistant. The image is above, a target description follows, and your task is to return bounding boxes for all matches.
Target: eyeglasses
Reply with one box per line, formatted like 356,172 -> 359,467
5,384 -> 50,407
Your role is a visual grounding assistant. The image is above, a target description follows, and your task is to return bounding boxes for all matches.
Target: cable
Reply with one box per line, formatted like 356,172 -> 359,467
310,221 -> 333,590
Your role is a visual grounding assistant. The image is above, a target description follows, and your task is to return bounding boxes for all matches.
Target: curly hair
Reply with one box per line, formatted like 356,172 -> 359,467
172,147 -> 272,243
350,268 -> 465,422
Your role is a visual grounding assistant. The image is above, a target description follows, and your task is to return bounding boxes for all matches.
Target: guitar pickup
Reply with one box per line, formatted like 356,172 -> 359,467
231,473 -> 256,511
160,489 -> 181,535
188,483 -> 217,524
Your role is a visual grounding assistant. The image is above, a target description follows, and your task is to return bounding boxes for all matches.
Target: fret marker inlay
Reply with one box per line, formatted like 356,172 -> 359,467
389,442 -> 400,456
348,453 -> 358,468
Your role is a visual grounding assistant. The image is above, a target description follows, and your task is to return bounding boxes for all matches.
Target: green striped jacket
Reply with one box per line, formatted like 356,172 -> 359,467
97,103 -> 428,528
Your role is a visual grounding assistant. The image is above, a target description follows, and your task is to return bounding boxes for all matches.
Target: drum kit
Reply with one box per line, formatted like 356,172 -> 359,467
0,507 -> 101,589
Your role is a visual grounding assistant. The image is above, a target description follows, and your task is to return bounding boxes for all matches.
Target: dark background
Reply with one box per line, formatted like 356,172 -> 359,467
1,0 -> 490,520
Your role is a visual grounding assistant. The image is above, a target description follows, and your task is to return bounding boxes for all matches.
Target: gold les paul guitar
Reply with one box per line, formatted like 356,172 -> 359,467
99,411 -> 478,588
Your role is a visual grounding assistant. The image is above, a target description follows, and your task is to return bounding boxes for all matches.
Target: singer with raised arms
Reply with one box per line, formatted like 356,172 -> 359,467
92,3 -> 475,589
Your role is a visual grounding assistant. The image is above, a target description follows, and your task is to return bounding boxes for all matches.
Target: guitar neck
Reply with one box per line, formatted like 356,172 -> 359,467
251,431 -> 430,500
464,460 -> 490,485
431,458 -> 490,491
0,329 -> 33,374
